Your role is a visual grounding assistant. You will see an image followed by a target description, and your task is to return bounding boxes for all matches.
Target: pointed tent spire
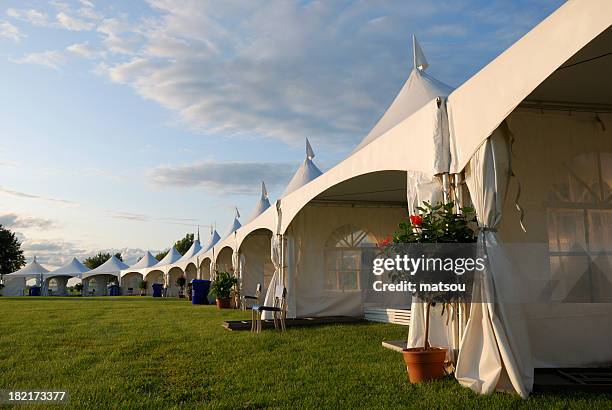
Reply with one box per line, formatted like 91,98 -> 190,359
282,138 -> 323,196
352,35 -> 452,153
235,207 -> 241,219
413,35 -> 428,71
261,181 -> 268,200
197,225 -> 200,242
306,138 -> 315,160
248,181 -> 271,223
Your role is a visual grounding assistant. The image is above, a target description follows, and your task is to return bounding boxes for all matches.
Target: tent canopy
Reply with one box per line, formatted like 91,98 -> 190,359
448,0 -> 612,173
282,138 -> 323,196
6,257 -> 49,277
46,257 -> 89,278
128,251 -> 158,270
353,35 -> 453,153
247,181 -> 271,223
83,255 -> 129,278
155,246 -> 182,266
176,239 -> 202,263
224,208 -> 242,238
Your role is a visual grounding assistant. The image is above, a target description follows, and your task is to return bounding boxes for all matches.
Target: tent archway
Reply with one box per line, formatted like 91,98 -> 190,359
185,263 -> 198,283
283,170 -> 412,317
166,266 -> 185,297
122,272 -> 144,296
145,269 -> 164,295
239,228 -> 274,303
45,276 -> 70,296
83,274 -> 116,296
216,247 -> 233,274
200,258 -> 211,280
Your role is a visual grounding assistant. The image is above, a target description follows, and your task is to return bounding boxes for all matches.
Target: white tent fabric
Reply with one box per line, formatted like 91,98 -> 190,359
353,35 -> 453,153
179,240 -> 202,262
455,129 -> 533,398
46,257 -> 89,278
155,246 -> 182,267
224,208 -> 242,239
83,255 -> 129,278
2,276 -> 26,296
6,258 -> 49,278
248,181 -> 271,223
127,251 -> 158,271
447,0 -> 612,173
282,139 -> 323,196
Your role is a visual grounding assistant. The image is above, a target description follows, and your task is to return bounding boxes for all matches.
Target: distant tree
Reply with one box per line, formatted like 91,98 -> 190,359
74,283 -> 83,295
175,233 -> 194,255
84,252 -> 123,269
155,250 -> 169,261
155,233 -> 195,260
0,224 -> 25,276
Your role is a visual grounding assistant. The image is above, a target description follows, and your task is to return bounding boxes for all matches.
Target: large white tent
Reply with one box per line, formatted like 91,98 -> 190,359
175,237 -> 202,282
246,36 -> 453,318
120,251 -> 158,295
82,255 -> 128,296
44,257 -> 89,296
247,182 -> 271,224
3,257 -> 49,296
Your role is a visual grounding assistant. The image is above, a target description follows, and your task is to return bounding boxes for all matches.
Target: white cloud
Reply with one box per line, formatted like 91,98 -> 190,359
57,11 -> 95,31
6,8 -> 50,27
0,213 -> 57,230
66,42 -> 97,59
0,186 -> 78,207
13,50 -> 65,69
0,21 -> 25,41
149,161 -> 295,194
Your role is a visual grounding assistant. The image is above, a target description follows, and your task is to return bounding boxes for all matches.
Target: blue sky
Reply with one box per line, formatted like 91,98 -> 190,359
0,0 -> 564,267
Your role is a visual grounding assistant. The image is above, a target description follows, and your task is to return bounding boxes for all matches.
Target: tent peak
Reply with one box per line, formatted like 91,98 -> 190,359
306,138 -> 315,160
413,35 -> 429,71
261,181 -> 268,199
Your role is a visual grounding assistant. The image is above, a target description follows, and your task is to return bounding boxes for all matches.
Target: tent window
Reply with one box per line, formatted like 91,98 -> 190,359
324,225 -> 377,292
546,152 -> 612,302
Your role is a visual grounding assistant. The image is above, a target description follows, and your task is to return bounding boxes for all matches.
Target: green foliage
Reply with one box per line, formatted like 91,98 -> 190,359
155,250 -> 169,261
0,224 -> 26,276
138,280 -> 147,290
84,252 -> 123,269
175,233 -> 194,255
176,276 -> 186,288
209,271 -> 238,299
74,283 -> 83,294
156,233 -> 195,261
392,202 -> 476,244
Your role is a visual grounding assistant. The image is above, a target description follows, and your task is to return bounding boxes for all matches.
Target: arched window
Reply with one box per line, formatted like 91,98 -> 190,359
324,225 -> 378,292
547,152 -> 612,302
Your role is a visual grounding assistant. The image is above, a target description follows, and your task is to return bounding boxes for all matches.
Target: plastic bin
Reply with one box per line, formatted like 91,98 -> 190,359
152,283 -> 164,298
191,280 -> 211,305
108,284 -> 120,296
29,286 -> 41,296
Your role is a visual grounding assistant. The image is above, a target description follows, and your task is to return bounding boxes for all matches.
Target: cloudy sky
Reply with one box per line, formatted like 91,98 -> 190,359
0,0 -> 563,267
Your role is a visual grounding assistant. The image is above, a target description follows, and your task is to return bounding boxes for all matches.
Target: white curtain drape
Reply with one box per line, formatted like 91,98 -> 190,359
455,127 -> 533,398
262,200 -> 283,319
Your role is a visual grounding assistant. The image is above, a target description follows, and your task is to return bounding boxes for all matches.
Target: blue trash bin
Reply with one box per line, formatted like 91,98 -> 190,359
108,284 -> 120,296
191,279 -> 211,305
152,283 -> 163,298
29,286 -> 41,296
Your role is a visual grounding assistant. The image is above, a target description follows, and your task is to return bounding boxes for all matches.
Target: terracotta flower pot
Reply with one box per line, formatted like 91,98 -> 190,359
216,298 -> 231,309
402,347 -> 447,383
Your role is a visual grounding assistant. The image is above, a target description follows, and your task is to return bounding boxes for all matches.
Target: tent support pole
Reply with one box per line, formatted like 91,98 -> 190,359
441,173 -> 451,204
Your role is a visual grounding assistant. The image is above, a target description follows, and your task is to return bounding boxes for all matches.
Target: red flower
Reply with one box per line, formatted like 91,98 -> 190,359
410,215 -> 423,226
378,235 -> 392,248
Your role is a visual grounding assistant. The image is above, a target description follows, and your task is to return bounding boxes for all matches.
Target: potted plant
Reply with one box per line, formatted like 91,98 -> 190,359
209,271 -> 238,309
74,282 -> 83,296
176,276 -> 186,298
383,201 -> 476,383
139,280 -> 147,296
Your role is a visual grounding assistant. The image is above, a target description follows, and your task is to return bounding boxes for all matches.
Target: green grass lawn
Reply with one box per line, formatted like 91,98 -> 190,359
0,297 -> 610,409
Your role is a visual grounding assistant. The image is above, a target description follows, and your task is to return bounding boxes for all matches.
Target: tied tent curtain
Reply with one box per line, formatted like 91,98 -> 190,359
263,200 -> 283,319
455,126 -> 533,397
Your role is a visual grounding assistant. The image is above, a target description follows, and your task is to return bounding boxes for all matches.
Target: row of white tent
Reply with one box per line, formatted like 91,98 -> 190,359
3,0 -> 611,397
